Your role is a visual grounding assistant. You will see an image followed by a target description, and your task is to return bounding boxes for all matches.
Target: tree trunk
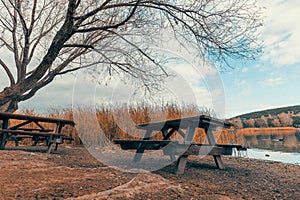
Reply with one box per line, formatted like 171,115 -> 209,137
0,87 -> 20,113
0,101 -> 18,113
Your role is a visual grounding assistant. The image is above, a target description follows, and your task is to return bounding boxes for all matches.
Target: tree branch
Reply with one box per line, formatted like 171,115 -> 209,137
11,2 -> 21,71
76,0 -> 140,33
109,30 -> 168,76
0,58 -> 15,85
24,0 -> 78,88
28,0 -> 37,34
75,0 -> 112,23
63,44 -> 94,49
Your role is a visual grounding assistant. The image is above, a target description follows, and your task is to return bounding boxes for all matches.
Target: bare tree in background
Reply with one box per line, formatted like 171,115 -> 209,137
0,0 -> 263,112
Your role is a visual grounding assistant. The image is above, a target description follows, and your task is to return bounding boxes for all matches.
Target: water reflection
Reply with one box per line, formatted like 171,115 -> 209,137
244,131 -> 300,153
246,148 -> 300,165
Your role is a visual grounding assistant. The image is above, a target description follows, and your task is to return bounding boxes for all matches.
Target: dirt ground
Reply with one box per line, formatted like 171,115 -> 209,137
0,145 -> 299,200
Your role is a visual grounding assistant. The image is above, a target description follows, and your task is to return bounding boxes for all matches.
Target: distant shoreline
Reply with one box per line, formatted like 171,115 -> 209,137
237,127 -> 299,136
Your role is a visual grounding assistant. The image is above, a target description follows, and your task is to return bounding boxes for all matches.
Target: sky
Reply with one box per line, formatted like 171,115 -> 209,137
2,0 -> 300,118
222,0 -> 300,117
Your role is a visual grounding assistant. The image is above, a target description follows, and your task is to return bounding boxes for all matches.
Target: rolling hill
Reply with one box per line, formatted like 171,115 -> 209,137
234,105 -> 300,119
230,105 -> 300,128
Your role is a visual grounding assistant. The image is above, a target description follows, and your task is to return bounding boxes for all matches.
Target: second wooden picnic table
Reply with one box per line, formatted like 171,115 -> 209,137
0,112 -> 75,153
114,115 -> 243,174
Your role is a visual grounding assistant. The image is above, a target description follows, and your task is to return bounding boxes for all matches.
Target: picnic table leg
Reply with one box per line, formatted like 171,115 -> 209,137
213,155 -> 225,169
206,127 -> 225,169
47,142 -> 53,153
15,138 -> 19,147
174,125 -> 196,174
0,119 -> 9,150
176,155 -> 188,175
47,135 -> 54,153
133,129 -> 152,162
0,132 -> 7,150
54,143 -> 59,151
133,143 -> 145,162
162,128 -> 176,162
32,136 -> 39,146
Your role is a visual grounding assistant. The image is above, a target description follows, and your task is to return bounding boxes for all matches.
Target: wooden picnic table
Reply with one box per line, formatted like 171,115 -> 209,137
0,112 -> 75,153
114,115 -> 243,174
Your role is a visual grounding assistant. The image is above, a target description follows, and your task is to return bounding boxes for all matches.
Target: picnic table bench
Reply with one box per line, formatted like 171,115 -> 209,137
0,112 -> 75,153
114,115 -> 244,174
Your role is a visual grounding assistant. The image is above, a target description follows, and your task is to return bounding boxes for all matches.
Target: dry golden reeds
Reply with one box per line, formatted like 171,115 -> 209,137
12,104 -> 245,147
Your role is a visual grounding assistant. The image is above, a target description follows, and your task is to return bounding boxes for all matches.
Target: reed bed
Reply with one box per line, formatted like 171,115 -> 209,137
10,104 -> 244,147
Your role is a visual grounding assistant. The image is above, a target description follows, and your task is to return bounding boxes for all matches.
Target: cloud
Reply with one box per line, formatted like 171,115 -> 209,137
234,79 -> 247,87
17,55 -> 225,113
19,74 -> 76,111
259,0 -> 300,67
240,86 -> 254,97
241,68 -> 249,73
259,77 -> 284,87
69,62 -> 224,112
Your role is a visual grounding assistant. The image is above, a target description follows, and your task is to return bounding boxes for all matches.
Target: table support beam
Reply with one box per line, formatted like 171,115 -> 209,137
133,129 -> 152,162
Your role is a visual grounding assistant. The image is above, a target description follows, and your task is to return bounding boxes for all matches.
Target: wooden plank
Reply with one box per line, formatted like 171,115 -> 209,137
0,112 -> 75,125
114,140 -> 177,150
163,144 -> 233,156
9,121 -> 32,130
115,140 -> 235,155
0,129 -> 66,137
136,115 -> 233,131
62,136 -> 74,141
17,128 -> 53,132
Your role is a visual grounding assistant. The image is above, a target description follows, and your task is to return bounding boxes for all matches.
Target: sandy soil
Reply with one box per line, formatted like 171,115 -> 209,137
0,145 -> 299,200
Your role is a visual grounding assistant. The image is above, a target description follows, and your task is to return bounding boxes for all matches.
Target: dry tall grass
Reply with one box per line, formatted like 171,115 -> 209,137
11,104 -> 244,147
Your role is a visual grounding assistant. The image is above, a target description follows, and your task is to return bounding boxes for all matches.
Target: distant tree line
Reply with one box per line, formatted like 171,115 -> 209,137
231,111 -> 300,128
235,105 -> 300,120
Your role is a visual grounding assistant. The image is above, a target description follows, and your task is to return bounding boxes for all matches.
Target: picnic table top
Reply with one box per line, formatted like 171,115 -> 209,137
0,112 -> 75,125
136,115 -> 233,131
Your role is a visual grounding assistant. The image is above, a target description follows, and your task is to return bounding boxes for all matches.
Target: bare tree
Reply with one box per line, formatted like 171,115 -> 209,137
277,112 -> 293,127
0,0 -> 263,112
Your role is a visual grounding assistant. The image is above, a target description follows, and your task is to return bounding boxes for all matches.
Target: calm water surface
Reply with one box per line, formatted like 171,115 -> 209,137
242,131 -> 300,165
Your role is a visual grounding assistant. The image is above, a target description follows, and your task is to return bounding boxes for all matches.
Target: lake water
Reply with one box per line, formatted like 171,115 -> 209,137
241,131 -> 300,165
